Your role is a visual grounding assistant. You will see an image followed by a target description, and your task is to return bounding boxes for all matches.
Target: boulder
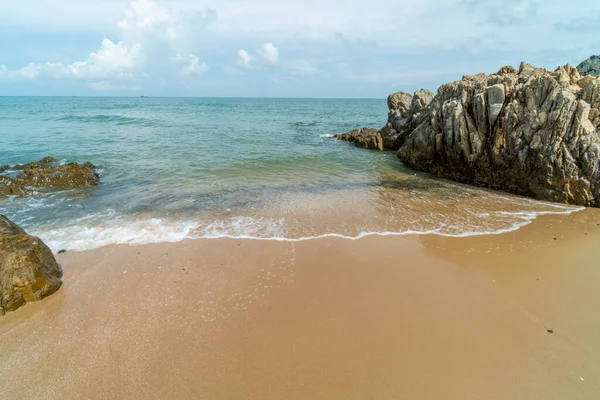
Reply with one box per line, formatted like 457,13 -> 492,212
390,62 -> 600,206
335,128 -> 384,151
0,215 -> 62,315
577,55 -> 600,77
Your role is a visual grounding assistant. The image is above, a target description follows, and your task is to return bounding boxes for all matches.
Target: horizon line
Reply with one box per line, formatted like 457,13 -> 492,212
0,95 -> 386,100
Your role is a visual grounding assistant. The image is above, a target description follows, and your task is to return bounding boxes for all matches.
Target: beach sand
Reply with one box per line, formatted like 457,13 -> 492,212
1,209 -> 600,399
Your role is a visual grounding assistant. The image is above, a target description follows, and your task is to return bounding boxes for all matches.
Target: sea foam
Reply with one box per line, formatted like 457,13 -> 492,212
32,205 -> 583,253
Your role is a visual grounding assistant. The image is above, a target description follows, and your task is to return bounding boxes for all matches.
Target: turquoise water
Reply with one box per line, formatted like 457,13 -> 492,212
0,97 -> 579,251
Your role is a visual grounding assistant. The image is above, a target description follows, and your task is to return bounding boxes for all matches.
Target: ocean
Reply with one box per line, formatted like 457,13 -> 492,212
0,96 -> 580,251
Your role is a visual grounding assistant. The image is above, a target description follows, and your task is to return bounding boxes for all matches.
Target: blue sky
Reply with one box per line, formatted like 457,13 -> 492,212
0,0 -> 598,97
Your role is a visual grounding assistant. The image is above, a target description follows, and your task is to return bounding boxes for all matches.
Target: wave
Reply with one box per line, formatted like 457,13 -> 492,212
319,134 -> 335,138
50,114 -> 162,126
292,122 -> 318,127
31,206 -> 583,253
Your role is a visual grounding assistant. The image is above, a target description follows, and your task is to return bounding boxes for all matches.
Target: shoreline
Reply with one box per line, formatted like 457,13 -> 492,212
25,186 -> 585,254
1,210 -> 600,398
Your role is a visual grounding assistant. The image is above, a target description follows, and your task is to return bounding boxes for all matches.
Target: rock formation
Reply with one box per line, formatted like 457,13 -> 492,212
337,62 -> 600,207
577,55 -> 600,77
0,215 -> 62,315
0,157 -> 99,197
335,128 -> 384,151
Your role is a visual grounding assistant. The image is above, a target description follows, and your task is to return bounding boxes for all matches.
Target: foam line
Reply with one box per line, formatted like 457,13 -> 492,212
33,206 -> 583,253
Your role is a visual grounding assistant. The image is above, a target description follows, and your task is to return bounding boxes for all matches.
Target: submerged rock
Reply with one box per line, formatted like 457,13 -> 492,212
16,162 -> 99,189
0,157 -> 99,197
0,215 -> 62,315
577,55 -> 600,77
335,128 -> 384,151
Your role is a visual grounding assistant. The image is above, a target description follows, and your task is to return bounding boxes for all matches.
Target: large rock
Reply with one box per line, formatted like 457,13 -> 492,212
386,89 -> 435,149
0,157 -> 99,197
391,63 -> 600,206
335,128 -> 384,151
577,55 -> 600,77
0,215 -> 62,315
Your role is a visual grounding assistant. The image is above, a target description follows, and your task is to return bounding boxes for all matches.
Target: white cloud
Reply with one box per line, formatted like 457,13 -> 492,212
172,53 -> 208,75
2,0 -> 600,96
258,43 -> 279,65
237,49 -> 252,68
0,39 -> 141,81
0,0 -> 215,90
68,39 -> 142,79
118,0 -> 183,41
236,43 -> 279,69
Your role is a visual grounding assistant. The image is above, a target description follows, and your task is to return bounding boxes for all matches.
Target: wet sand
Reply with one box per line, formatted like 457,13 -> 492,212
1,209 -> 600,399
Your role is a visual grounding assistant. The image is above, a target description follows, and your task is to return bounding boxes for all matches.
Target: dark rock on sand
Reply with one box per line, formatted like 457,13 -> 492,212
577,55 -> 600,77
335,128 -> 384,151
0,157 -> 99,197
0,215 -> 62,315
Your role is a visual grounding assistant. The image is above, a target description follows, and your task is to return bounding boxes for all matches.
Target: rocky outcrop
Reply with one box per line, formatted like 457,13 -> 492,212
577,55 -> 600,77
337,61 -> 600,207
0,157 -> 99,197
0,215 -> 62,315
382,62 -> 600,206
335,128 -> 384,151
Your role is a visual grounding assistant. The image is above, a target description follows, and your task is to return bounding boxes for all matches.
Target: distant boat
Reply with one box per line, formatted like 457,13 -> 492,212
140,95 -> 149,98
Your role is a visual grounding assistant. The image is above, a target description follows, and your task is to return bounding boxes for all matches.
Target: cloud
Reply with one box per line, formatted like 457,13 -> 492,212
258,43 -> 279,65
0,39 -> 141,81
0,0 -> 212,90
118,0 -> 183,41
172,53 -> 208,75
237,49 -> 252,68
68,39 -> 142,79
237,43 -> 280,69
2,0 -> 599,96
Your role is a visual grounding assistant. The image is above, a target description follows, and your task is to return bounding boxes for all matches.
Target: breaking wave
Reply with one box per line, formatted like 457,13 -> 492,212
31,206 -> 583,253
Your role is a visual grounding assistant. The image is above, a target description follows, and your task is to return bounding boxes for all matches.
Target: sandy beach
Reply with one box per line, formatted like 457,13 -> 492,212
1,209 -> 600,399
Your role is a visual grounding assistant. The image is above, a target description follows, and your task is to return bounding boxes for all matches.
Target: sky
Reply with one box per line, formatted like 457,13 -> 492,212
0,0 -> 598,98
